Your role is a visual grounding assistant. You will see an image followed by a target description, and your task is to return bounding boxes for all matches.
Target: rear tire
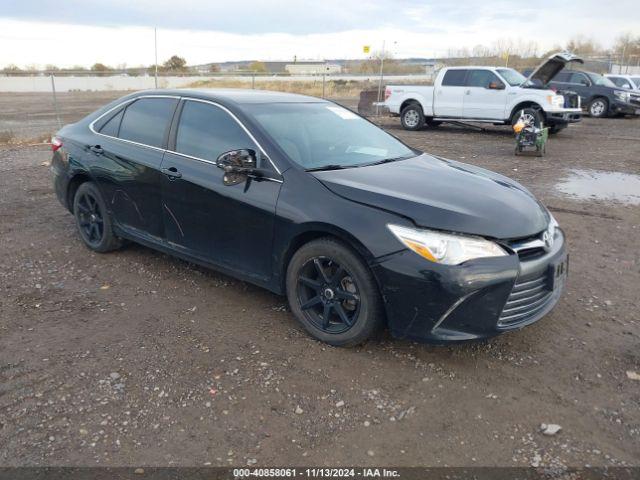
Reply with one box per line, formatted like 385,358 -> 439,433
588,98 -> 609,118
286,238 -> 384,347
73,182 -> 122,253
400,103 -> 425,131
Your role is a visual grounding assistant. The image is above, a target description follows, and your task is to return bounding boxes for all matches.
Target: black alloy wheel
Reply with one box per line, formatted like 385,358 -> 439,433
297,256 -> 361,334
286,238 -> 384,346
73,182 -> 122,253
76,191 -> 104,247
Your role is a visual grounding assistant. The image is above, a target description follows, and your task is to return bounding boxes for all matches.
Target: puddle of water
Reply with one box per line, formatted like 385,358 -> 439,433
556,169 -> 640,205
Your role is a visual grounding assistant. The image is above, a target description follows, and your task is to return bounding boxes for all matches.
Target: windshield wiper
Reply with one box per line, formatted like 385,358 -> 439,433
305,164 -> 349,172
359,154 -> 414,167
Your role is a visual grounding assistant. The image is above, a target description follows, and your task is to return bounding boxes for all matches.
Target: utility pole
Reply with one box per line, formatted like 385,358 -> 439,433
154,27 -> 158,89
376,40 -> 386,115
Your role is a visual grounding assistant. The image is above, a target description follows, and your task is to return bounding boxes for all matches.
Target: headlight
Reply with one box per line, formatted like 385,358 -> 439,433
548,94 -> 564,107
387,224 -> 507,265
614,90 -> 630,103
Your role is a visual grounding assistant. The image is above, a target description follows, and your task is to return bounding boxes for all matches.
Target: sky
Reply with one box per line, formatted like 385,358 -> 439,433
1,0 -> 638,68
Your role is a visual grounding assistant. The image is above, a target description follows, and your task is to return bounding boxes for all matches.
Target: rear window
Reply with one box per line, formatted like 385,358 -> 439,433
99,109 -> 124,137
442,70 -> 468,86
118,98 -> 178,148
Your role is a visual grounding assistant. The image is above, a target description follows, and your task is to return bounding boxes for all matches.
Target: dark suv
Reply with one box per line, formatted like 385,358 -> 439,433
548,70 -> 640,118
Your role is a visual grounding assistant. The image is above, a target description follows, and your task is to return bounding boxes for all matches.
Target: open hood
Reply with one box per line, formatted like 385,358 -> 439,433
525,52 -> 584,86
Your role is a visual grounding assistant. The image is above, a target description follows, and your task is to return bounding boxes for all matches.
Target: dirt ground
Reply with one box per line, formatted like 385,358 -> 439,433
0,92 -> 639,469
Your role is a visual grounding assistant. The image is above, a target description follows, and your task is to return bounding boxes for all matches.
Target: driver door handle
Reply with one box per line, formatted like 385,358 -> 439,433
89,145 -> 103,154
162,166 -> 182,179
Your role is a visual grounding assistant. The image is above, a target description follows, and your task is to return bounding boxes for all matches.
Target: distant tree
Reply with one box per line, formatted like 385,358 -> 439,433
45,64 -> 60,72
2,64 -> 21,73
163,55 -> 187,71
565,36 -> 603,56
91,63 -> 111,72
208,64 -> 221,73
613,32 -> 640,60
249,61 -> 268,73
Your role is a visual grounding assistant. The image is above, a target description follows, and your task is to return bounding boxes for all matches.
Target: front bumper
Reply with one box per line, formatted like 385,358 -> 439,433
545,111 -> 582,126
610,100 -> 639,116
372,228 -> 567,343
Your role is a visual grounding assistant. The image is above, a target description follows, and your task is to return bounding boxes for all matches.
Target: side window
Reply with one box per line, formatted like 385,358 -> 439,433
119,98 -> 178,148
442,70 -> 468,86
99,109 -> 124,137
553,72 -> 570,82
569,73 -> 589,85
175,101 -> 257,162
466,70 -> 501,88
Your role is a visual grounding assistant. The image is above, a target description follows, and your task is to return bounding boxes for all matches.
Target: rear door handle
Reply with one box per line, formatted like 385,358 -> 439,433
90,145 -> 103,154
162,166 -> 182,179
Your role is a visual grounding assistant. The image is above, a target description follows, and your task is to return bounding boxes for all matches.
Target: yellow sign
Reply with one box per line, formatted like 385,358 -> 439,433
363,45 -> 371,54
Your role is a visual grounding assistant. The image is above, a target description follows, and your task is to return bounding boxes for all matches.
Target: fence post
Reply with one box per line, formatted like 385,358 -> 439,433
252,74 -> 255,89
322,74 -> 326,98
50,75 -> 62,129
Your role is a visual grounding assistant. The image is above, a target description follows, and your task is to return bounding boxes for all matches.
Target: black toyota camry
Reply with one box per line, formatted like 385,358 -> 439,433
50,89 -> 567,346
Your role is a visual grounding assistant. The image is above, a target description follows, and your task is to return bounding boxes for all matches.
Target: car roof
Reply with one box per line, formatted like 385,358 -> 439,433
132,88 -> 327,105
444,66 -> 502,70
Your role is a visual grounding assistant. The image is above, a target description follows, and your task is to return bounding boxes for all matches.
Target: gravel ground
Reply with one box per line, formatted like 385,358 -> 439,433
0,93 -> 639,468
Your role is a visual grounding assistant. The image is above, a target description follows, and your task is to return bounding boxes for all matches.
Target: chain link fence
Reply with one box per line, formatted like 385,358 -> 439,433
0,71 -> 437,144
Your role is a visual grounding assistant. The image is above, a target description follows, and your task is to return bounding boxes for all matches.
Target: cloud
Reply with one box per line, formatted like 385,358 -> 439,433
1,1 -> 638,67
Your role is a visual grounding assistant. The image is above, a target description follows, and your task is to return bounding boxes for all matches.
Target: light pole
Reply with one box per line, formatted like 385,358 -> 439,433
154,27 -> 158,89
376,40 -> 386,115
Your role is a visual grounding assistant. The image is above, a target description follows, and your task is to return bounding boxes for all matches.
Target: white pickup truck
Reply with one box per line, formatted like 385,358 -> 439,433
384,52 -> 583,134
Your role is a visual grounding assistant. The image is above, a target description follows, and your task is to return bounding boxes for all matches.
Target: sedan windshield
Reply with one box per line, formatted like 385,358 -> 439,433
632,77 -> 640,89
497,68 -> 527,86
246,103 -> 415,170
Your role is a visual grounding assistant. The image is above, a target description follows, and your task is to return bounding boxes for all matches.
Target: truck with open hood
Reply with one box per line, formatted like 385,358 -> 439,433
383,52 -> 583,134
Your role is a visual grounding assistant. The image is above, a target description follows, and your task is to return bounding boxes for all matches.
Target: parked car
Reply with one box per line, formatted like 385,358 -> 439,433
548,70 -> 640,117
51,89 -> 567,346
383,52 -> 583,134
605,74 -> 640,91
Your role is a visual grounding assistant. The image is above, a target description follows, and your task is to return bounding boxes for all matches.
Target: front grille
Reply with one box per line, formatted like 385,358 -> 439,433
557,90 -> 579,108
498,271 -> 553,326
630,93 -> 640,107
516,246 -> 546,260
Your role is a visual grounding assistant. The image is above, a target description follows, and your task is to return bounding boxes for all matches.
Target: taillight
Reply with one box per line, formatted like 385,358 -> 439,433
385,87 -> 392,100
51,136 -> 63,152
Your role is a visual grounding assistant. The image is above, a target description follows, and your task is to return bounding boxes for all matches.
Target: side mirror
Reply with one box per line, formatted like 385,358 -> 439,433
216,149 -> 269,186
622,84 -> 631,89
488,81 -> 505,90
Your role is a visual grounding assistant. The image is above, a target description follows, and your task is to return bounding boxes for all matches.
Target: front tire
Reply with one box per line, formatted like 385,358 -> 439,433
286,238 -> 384,347
400,103 -> 425,131
588,98 -> 609,118
73,182 -> 122,253
511,107 -> 542,128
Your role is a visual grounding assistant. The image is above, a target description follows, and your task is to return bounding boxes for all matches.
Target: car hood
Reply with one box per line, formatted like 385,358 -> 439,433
526,52 -> 584,86
311,154 -> 549,239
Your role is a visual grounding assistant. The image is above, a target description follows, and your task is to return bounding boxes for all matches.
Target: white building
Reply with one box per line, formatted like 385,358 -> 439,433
285,63 -> 342,75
